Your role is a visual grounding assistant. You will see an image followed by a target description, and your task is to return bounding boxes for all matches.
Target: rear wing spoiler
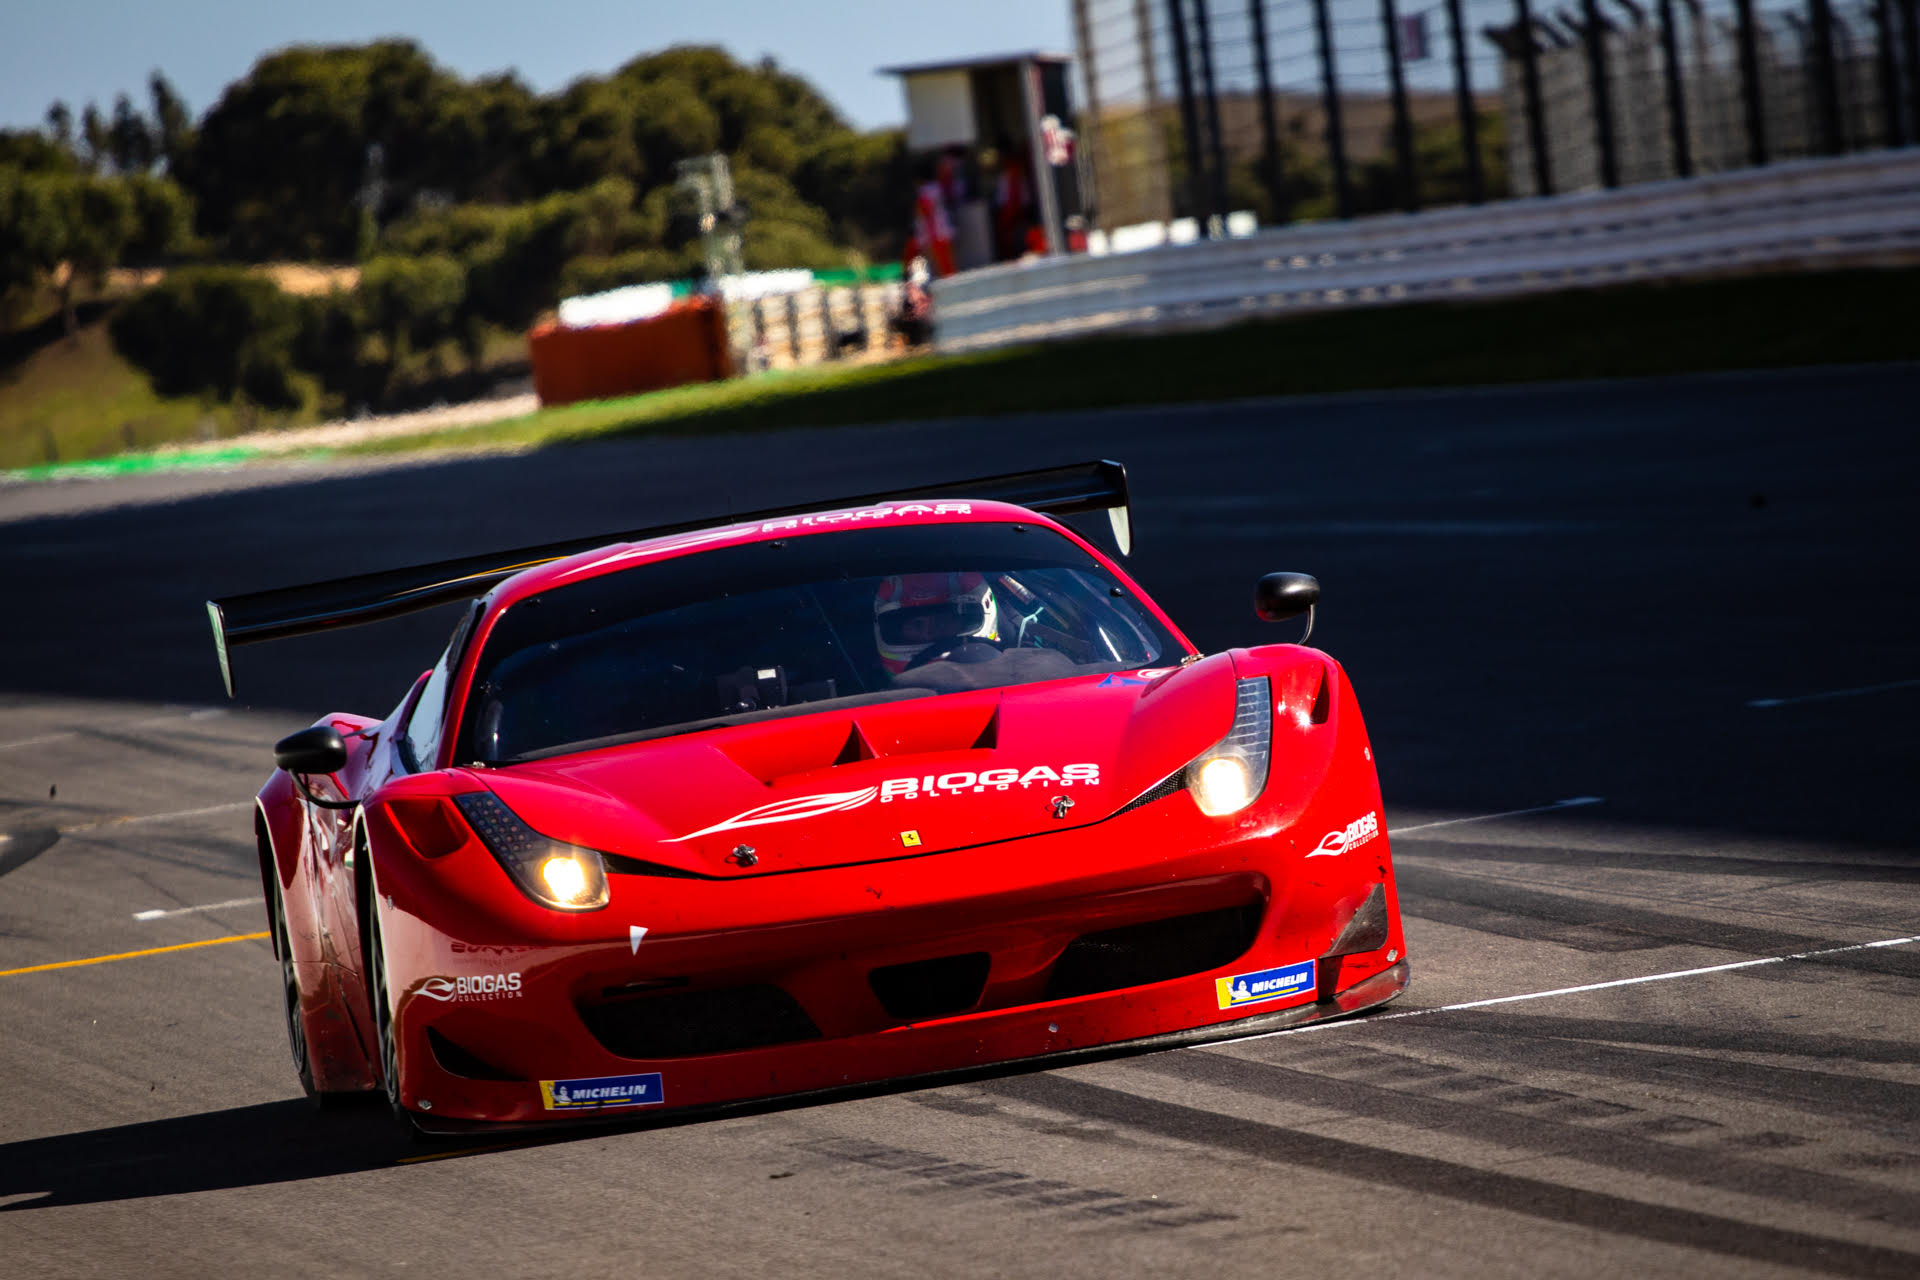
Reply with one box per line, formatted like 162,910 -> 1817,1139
206,458 -> 1132,698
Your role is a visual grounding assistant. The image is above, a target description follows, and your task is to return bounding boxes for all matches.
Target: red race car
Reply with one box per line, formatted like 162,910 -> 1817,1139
210,461 -> 1408,1133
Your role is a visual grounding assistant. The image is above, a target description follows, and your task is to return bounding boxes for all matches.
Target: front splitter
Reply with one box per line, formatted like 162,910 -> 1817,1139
408,959 -> 1411,1138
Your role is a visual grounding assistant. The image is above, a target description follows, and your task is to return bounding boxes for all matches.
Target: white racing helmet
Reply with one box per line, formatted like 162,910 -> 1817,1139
874,572 -> 1000,674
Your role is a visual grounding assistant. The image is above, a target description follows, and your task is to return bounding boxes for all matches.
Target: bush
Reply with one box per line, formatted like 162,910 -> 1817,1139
357,252 -> 465,364
109,266 -> 306,406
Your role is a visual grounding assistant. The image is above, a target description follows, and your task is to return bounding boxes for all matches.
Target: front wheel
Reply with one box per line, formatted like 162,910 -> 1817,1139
272,873 -> 353,1108
367,898 -> 428,1138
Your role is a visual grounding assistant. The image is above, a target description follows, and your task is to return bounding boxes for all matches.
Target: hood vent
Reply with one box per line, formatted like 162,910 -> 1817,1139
723,697 -> 1002,785
833,722 -> 878,765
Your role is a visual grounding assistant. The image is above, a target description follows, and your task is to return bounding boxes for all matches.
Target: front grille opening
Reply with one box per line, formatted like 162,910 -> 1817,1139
869,952 -> 992,1021
426,1026 -> 523,1081
580,984 -> 821,1059
1044,902 -> 1264,1001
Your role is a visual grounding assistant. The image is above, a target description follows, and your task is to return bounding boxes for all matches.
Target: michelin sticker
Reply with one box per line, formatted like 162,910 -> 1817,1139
1308,810 -> 1380,857
539,1072 -> 665,1111
1215,960 -> 1317,1010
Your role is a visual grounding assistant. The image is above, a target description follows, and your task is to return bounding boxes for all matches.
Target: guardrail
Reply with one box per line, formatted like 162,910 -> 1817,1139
932,151 -> 1920,353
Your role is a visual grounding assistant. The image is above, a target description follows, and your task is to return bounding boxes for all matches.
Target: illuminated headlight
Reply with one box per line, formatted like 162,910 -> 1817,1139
454,791 -> 609,911
1185,677 -> 1272,817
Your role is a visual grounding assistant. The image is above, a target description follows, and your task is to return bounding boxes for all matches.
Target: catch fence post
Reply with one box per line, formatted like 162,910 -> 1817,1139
1581,0 -> 1622,186
1071,0 -> 1107,223
1733,0 -> 1770,165
1166,0 -> 1213,220
1249,0 -> 1292,221
1312,0 -> 1356,216
1656,0 -> 1694,175
1192,0 -> 1234,229
1381,0 -> 1422,210
1446,0 -> 1488,202
1515,0 -> 1556,194
1808,0 -> 1845,153
1872,0 -> 1906,146
1905,0 -> 1920,143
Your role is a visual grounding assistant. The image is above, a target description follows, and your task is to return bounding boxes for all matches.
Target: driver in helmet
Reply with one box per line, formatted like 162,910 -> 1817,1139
874,572 -> 1001,675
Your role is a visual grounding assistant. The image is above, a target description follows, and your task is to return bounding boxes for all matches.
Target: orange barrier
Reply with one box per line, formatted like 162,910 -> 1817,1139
529,298 -> 733,407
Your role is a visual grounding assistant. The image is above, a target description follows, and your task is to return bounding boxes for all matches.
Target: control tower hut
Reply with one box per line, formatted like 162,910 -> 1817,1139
881,52 -> 1084,270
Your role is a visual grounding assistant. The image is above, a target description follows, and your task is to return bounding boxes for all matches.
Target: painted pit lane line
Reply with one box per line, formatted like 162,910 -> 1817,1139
0,932 -> 270,978
1748,677 -> 1920,709
132,897 -> 258,922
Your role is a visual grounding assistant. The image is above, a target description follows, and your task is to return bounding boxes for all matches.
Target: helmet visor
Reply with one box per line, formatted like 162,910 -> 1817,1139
876,601 -> 989,646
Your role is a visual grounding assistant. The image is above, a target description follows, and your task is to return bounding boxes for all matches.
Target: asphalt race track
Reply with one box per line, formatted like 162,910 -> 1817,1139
3,363 -> 1917,1278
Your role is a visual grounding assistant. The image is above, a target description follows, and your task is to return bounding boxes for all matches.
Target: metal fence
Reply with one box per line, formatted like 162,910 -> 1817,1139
1070,0 -> 1920,229
933,148 -> 1920,348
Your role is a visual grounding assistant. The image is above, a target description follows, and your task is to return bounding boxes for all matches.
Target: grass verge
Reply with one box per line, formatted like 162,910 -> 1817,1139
340,267 -> 1920,459
0,320 -> 300,470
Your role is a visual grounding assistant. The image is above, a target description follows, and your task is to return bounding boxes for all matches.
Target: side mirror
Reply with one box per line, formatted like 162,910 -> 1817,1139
1256,572 -> 1319,642
275,726 -> 347,776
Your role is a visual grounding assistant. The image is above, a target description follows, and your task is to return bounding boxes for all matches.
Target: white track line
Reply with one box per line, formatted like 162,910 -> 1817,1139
1748,678 -> 1920,709
0,732 -> 77,751
60,801 -> 251,833
1208,933 -> 1920,1049
133,897 -> 258,922
0,707 -> 226,752
1391,796 -> 1603,837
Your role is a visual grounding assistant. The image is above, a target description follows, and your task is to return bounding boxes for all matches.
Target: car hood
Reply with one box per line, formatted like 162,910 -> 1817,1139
465,655 -> 1236,877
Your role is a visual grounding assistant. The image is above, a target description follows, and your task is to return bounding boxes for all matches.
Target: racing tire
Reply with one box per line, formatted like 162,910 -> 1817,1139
367,897 -> 431,1141
271,873 -> 354,1110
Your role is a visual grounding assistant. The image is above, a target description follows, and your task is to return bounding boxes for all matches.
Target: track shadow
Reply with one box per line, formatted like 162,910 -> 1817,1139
0,1099 -> 409,1210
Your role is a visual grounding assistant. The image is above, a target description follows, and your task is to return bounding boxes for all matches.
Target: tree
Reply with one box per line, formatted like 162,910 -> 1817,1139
45,102 -> 73,152
110,266 -> 306,404
793,129 -> 910,259
123,173 -> 194,261
356,252 -> 465,381
180,41 -> 459,258
148,73 -> 194,174
80,103 -> 109,173
107,93 -> 156,173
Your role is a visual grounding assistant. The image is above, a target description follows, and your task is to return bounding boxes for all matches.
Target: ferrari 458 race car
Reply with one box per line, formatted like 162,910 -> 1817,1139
210,461 -> 1407,1132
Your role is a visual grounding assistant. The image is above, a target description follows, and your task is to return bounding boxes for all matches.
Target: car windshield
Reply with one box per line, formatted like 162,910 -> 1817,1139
453,521 -> 1183,764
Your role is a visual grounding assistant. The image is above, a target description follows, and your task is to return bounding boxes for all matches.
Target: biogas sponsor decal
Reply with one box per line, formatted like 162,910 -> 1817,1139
563,504 -> 974,577
1215,960 -> 1317,1010
670,764 -> 1101,842
1307,810 -> 1380,858
416,973 -> 522,1003
755,502 -> 971,533
539,1072 -> 664,1111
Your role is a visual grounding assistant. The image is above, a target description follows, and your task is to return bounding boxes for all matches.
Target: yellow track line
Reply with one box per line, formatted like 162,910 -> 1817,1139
0,931 -> 269,977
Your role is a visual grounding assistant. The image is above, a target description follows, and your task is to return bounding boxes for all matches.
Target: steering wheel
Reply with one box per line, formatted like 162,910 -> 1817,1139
905,639 -> 1002,670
